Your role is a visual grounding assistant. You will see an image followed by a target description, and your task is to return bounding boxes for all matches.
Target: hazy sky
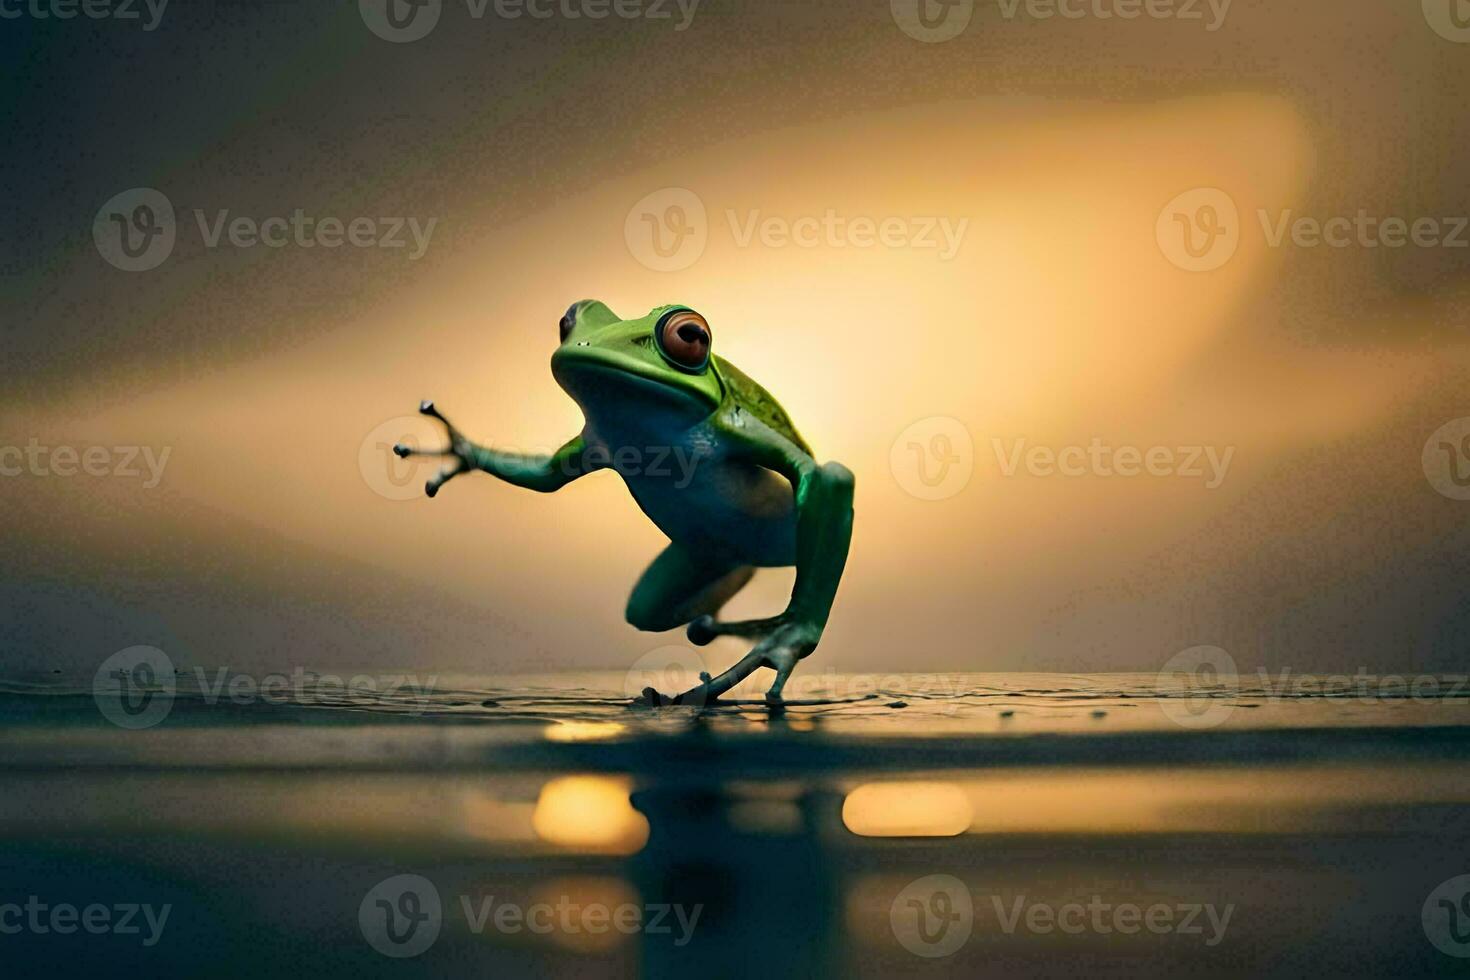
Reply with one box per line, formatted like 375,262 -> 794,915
4,0 -> 1470,679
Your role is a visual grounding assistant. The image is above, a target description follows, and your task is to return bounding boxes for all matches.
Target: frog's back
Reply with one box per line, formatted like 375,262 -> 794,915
712,355 -> 814,457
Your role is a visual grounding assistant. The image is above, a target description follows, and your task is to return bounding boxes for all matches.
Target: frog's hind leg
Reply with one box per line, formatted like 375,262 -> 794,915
676,461 -> 855,705
625,543 -> 753,635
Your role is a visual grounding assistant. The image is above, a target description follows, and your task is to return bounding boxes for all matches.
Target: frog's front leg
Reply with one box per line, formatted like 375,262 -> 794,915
394,399 -> 599,496
671,426 -> 854,704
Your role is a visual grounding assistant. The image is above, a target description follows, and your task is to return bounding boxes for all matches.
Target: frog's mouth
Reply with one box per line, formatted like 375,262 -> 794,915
551,346 -> 717,424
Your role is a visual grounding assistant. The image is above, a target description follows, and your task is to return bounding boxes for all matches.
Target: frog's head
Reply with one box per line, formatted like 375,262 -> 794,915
551,301 -> 722,424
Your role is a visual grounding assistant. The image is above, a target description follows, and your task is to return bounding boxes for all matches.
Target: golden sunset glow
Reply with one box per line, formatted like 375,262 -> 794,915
7,89 -> 1467,675
842,781 -> 974,837
9,6 -> 1470,979
842,765 -> 1470,836
543,721 -> 629,742
531,775 -> 649,854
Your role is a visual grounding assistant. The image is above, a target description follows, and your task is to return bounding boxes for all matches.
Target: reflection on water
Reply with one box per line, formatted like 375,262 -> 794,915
543,721 -> 630,742
843,782 -> 973,837
3,673 -> 1470,977
524,877 -> 643,955
9,669 -> 1468,738
531,776 -> 649,854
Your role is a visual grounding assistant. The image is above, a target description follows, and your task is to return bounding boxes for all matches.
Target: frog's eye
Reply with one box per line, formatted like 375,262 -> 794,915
559,302 -> 581,343
655,308 -> 712,372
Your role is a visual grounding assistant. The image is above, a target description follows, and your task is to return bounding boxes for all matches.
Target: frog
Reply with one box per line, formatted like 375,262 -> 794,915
394,300 -> 854,706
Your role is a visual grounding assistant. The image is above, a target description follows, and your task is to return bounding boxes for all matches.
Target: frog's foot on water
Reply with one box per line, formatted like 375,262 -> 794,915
393,400 -> 474,497
639,672 -> 715,708
672,622 -> 818,704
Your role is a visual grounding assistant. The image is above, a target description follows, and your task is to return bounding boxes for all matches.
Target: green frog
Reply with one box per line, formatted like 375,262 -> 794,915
396,301 -> 854,705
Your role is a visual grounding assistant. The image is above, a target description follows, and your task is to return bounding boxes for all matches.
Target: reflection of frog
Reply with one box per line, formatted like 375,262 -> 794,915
397,301 -> 853,704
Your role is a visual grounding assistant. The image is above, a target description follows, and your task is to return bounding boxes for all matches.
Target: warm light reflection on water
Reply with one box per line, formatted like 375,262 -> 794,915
841,765 -> 1470,836
842,782 -> 974,837
457,790 -> 538,845
531,775 -> 649,854
526,876 -> 643,954
544,721 -> 629,742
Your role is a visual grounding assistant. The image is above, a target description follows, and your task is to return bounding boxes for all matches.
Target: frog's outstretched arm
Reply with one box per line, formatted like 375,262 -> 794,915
395,400 -> 600,497
668,415 -> 854,703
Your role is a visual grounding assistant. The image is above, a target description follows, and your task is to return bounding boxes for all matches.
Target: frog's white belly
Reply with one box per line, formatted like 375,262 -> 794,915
590,422 -> 797,567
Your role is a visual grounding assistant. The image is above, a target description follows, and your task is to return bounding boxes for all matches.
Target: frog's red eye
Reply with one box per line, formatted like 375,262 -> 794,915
655,309 -> 711,371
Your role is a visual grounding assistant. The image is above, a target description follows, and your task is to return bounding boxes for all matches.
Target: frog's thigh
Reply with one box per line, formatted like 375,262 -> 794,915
625,544 -> 754,633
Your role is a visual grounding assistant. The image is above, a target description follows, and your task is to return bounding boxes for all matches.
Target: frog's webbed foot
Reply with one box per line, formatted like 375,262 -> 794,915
672,622 -> 819,704
393,399 -> 475,498
639,672 -> 716,708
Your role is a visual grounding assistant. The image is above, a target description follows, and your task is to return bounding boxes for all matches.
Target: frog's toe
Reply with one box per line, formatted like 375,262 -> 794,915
393,441 -> 452,459
395,442 -> 446,459
637,683 -> 713,708
687,616 -> 718,646
424,458 -> 469,499
764,646 -> 801,701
